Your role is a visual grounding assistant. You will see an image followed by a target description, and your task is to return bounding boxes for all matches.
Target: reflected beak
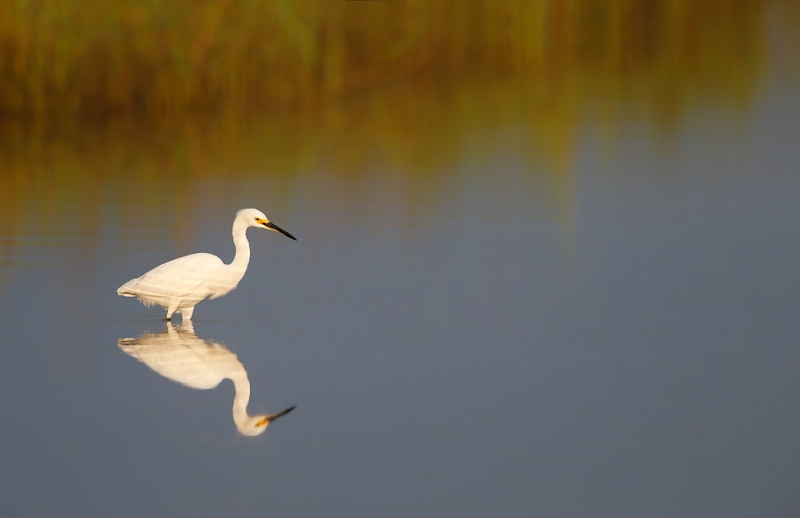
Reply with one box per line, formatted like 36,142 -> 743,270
264,221 -> 297,241
256,405 -> 297,427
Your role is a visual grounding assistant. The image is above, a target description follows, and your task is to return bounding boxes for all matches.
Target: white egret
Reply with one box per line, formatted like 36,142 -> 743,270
119,321 -> 295,436
117,208 -> 295,321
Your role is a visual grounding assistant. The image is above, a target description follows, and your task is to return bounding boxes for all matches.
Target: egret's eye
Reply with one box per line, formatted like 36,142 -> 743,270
254,217 -> 259,222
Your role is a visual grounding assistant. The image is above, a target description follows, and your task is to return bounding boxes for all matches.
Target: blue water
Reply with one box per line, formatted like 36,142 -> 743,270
1,82 -> 799,517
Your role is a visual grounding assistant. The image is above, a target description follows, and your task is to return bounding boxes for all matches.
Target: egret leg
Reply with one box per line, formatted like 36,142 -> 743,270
180,306 -> 195,321
166,305 -> 177,321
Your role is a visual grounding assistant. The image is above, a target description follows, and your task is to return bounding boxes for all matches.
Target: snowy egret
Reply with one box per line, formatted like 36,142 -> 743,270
117,208 -> 295,321
119,322 -> 295,436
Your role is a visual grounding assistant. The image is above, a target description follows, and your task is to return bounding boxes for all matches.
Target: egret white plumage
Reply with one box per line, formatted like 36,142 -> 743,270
117,208 -> 295,321
119,322 -> 295,436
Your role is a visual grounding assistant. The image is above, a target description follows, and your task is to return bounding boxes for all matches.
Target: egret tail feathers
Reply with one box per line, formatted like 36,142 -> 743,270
117,279 -> 139,297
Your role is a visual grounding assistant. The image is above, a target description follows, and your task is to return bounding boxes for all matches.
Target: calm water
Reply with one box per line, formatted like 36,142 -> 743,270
2,62 -> 800,518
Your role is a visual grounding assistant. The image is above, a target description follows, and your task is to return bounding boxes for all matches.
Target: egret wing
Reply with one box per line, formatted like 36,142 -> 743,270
119,340 -> 228,389
118,253 -> 224,302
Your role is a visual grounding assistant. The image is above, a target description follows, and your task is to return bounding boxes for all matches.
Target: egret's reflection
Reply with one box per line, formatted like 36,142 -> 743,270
118,322 -> 295,436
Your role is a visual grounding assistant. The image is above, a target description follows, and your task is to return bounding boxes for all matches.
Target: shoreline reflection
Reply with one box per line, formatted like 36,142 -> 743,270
118,322 -> 295,436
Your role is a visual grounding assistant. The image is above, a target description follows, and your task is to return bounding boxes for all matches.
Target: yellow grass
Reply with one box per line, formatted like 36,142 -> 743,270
0,0 -> 793,119
0,0 -> 798,252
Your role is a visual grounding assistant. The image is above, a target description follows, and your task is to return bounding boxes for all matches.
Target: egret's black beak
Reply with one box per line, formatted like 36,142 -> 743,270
256,405 -> 297,426
265,221 -> 297,241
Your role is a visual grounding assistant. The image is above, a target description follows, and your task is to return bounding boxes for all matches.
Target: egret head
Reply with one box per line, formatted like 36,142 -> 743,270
238,405 -> 297,436
238,208 -> 297,241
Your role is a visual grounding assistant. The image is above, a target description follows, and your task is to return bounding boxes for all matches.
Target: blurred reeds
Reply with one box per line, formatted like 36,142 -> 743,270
1,0 -> 795,119
0,0 -> 799,249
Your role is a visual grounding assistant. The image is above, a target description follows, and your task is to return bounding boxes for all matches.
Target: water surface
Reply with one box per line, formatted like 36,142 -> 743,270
1,18 -> 800,518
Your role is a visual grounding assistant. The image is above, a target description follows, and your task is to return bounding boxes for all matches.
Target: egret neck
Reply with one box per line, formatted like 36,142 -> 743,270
230,370 -> 254,433
229,215 -> 253,281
